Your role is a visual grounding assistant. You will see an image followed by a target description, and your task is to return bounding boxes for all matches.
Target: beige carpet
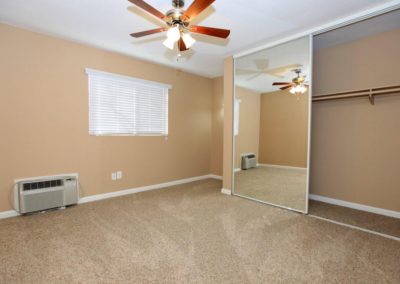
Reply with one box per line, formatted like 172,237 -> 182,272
0,179 -> 399,283
309,200 -> 400,238
235,166 -> 307,211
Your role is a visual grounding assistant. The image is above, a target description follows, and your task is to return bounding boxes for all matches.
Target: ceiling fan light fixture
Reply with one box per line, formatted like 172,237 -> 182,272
163,25 -> 181,50
290,84 -> 307,94
182,32 -> 196,48
166,25 -> 181,42
163,37 -> 176,50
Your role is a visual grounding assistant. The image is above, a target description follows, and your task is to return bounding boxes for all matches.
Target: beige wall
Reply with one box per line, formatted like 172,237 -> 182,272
0,24 -> 215,212
234,87 -> 261,169
259,90 -> 308,168
210,77 -> 224,176
311,28 -> 400,211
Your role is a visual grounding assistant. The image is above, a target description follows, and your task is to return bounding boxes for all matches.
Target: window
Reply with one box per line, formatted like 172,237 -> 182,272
86,69 -> 170,136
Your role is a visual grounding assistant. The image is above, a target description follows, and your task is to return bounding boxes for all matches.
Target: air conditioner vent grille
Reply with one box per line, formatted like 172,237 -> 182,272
22,179 -> 64,191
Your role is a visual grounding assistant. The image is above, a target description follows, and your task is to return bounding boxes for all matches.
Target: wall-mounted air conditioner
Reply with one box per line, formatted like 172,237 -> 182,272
241,153 -> 257,170
13,174 -> 79,214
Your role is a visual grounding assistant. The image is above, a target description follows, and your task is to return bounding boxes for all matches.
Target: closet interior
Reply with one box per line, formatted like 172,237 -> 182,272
309,9 -> 400,238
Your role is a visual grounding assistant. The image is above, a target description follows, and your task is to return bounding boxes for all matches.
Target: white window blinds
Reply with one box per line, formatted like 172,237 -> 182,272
86,69 -> 171,136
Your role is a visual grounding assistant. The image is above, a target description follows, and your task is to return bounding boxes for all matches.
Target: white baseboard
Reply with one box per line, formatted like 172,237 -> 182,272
258,164 -> 307,171
309,194 -> 400,219
79,174 -> 220,204
0,174 -> 222,220
234,168 -> 241,173
208,174 -> 222,180
0,210 -> 20,219
221,188 -> 232,195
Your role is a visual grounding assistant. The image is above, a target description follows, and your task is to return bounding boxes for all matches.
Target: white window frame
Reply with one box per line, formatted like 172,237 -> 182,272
86,68 -> 171,137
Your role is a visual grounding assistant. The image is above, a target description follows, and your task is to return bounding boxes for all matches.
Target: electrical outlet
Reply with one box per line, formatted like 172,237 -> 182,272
116,171 -> 122,179
111,172 -> 117,180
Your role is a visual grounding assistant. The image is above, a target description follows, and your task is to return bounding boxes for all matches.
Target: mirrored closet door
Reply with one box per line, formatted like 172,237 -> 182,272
233,36 -> 312,213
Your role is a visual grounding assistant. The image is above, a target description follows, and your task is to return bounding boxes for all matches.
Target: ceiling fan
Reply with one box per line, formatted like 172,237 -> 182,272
128,0 -> 230,52
272,69 -> 309,94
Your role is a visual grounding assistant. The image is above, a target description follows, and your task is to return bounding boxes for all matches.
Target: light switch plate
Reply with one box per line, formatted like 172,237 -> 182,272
116,171 -> 122,179
111,172 -> 117,180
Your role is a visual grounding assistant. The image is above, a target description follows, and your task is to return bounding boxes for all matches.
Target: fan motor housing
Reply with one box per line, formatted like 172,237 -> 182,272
166,8 -> 188,26
172,0 -> 185,9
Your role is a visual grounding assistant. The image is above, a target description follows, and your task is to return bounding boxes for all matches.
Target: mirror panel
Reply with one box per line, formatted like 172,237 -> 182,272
233,36 -> 311,213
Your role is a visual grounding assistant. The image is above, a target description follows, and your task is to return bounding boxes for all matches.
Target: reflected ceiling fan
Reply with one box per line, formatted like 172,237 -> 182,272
128,0 -> 230,52
273,69 -> 309,94
237,59 -> 302,81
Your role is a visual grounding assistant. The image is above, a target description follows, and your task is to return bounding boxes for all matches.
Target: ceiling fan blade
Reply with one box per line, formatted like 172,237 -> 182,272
190,26 -> 230,38
178,37 -> 188,51
254,59 -> 269,70
246,73 -> 263,81
263,71 -> 284,79
280,85 -> 293,90
130,27 -> 167,38
182,0 -> 215,22
128,0 -> 166,20
236,69 -> 259,75
266,64 -> 302,76
272,82 -> 291,86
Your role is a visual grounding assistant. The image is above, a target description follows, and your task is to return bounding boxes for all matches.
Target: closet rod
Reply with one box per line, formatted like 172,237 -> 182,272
312,85 -> 400,105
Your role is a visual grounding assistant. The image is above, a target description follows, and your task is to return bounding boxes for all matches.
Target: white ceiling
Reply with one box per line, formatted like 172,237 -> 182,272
235,36 -> 310,93
0,0 -> 397,78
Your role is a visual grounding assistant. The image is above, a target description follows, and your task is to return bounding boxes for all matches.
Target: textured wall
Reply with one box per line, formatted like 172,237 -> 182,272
0,24 -> 214,212
259,90 -> 308,168
210,77 -> 224,176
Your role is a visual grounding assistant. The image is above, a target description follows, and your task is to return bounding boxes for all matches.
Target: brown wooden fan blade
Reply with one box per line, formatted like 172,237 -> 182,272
130,27 -> 167,38
182,0 -> 215,22
272,82 -> 291,86
280,85 -> 293,90
178,37 -> 188,51
190,26 -> 230,38
128,0 -> 166,20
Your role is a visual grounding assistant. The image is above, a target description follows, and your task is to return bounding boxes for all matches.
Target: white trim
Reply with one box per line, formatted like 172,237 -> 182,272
234,168 -> 241,173
0,174 -> 221,219
79,174 -> 219,204
0,210 -> 20,219
309,215 -> 400,242
85,68 -> 172,89
305,34 -> 313,214
309,194 -> 400,219
234,193 -> 306,214
233,1 -> 400,58
221,188 -> 232,195
208,174 -> 223,180
258,164 -> 307,171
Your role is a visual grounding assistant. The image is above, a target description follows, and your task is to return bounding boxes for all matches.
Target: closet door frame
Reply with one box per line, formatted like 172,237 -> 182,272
231,34 -> 313,214
230,3 -> 400,214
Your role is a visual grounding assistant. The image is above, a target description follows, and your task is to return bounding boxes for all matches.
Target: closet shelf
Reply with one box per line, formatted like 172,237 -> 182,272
312,85 -> 400,105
